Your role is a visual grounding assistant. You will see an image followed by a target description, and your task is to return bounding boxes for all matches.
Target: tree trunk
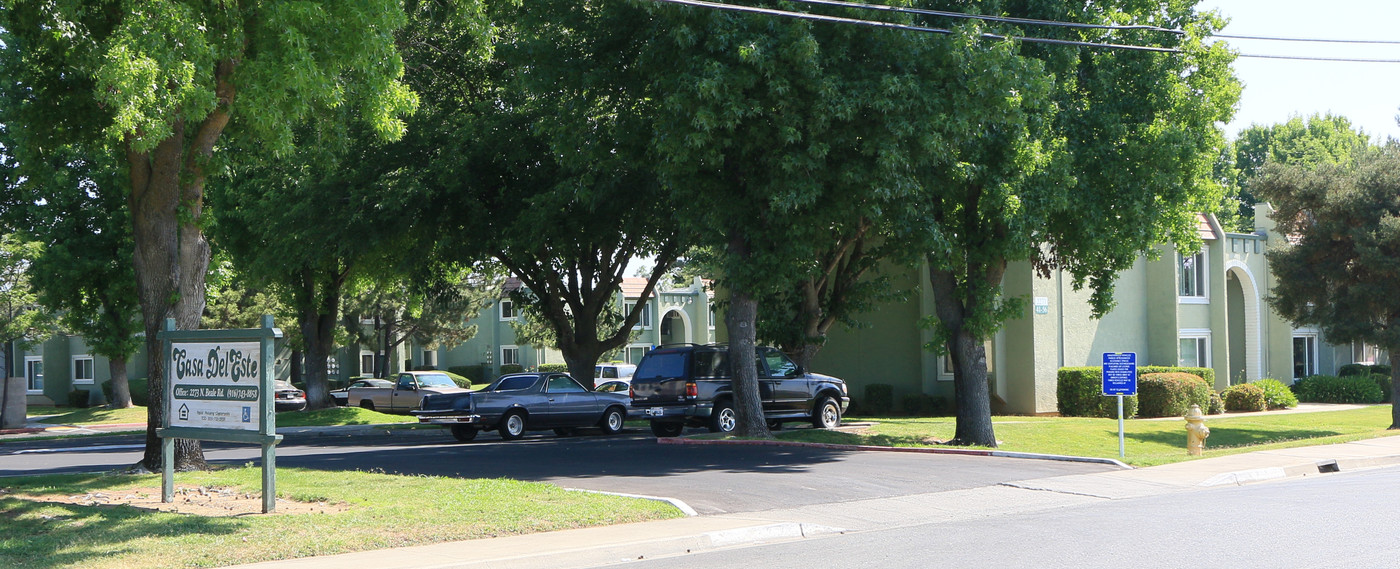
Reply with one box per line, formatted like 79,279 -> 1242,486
927,257 -> 998,447
107,356 -> 133,409
289,350 -> 303,389
726,289 -> 769,438
562,347 -> 600,390
298,271 -> 342,410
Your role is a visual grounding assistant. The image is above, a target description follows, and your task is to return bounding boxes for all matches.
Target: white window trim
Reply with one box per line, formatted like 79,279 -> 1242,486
625,343 -> 653,365
1178,250 -> 1210,304
937,356 -> 955,382
359,350 -> 376,375
1293,331 -> 1320,380
25,356 -> 43,393
626,301 -> 653,330
500,345 -> 520,367
499,299 -> 518,321
1177,329 -> 1212,368
72,355 -> 95,385
422,349 -> 437,368
707,304 -> 717,330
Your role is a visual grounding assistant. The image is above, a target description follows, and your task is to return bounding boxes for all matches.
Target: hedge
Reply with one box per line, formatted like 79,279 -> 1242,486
98,378 -> 149,407
1295,375 -> 1385,404
901,394 -> 949,417
1222,383 -> 1266,411
1371,373 -> 1394,403
1136,373 -> 1210,418
864,384 -> 894,416
1056,367 -> 1139,418
1339,363 -> 1391,378
67,389 -> 92,408
448,365 -> 487,384
499,364 -> 525,375
1138,366 -> 1215,386
1252,379 -> 1298,409
538,363 -> 570,373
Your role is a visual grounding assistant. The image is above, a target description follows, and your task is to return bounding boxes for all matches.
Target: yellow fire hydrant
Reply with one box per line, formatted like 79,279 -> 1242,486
1185,404 -> 1210,456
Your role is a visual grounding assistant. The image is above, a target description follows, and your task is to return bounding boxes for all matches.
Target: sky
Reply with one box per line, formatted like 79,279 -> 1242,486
1196,0 -> 1400,141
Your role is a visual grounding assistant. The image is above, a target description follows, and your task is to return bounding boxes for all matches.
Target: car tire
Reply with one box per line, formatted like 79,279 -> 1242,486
599,407 -> 626,435
650,421 -> 684,437
359,400 -> 376,412
812,396 -> 841,429
709,400 -> 737,433
450,425 -> 478,443
499,411 -> 527,441
553,428 -> 574,437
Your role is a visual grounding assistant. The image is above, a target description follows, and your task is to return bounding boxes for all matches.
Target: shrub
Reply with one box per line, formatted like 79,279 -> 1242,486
438,370 -> 472,389
538,363 -> 570,373
864,384 -> 894,416
448,365 -> 487,385
1207,391 -> 1225,415
1136,373 -> 1210,418
411,365 -> 438,371
1371,373 -> 1393,403
1138,366 -> 1215,387
1056,367 -> 1139,418
67,389 -> 92,408
1295,375 -> 1385,404
1339,364 -> 1391,377
1222,383 -> 1266,411
1252,379 -> 1298,409
498,364 -> 525,375
900,394 -> 949,417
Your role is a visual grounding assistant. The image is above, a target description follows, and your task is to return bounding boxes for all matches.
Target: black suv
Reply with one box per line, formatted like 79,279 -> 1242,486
629,344 -> 850,437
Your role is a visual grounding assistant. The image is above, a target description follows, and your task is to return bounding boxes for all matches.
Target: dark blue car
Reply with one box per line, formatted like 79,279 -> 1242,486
412,372 -> 631,442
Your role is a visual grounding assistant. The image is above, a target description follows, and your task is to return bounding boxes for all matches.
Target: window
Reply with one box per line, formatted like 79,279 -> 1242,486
72,356 -> 95,385
761,349 -> 799,378
708,305 -> 717,329
634,350 -> 687,381
501,345 -> 520,366
499,299 -> 517,320
494,375 -> 537,391
1294,334 -> 1319,379
1178,333 -> 1210,368
625,301 -> 652,329
25,357 -> 43,392
1179,251 -> 1207,301
360,351 -> 377,377
422,350 -> 437,369
1353,342 -> 1380,365
546,375 -> 588,393
626,344 -> 651,365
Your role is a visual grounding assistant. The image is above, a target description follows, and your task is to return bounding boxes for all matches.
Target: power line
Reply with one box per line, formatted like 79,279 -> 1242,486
643,0 -> 1181,53
1215,33 -> 1400,45
785,0 -> 1184,35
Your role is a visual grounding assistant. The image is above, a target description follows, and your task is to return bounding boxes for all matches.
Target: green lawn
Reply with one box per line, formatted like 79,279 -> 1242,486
26,406 -> 62,417
770,406 -> 1397,466
0,466 -> 681,569
37,406 -> 148,426
31,405 -> 415,429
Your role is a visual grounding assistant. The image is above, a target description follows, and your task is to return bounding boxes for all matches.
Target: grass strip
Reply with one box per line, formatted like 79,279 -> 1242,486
0,466 -> 681,569
767,405 -> 1396,467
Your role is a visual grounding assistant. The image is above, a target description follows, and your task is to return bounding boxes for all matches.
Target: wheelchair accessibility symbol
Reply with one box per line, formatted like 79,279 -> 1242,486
242,406 -> 252,423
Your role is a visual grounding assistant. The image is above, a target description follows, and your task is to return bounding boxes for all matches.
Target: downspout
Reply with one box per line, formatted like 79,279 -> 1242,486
1057,269 -> 1065,368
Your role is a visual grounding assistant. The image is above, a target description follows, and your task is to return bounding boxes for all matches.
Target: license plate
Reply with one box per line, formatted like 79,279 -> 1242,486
646,407 -> 664,416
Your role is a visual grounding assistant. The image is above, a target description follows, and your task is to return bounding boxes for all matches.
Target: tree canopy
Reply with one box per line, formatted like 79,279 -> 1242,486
1256,144 -> 1400,429
1225,113 -> 1372,231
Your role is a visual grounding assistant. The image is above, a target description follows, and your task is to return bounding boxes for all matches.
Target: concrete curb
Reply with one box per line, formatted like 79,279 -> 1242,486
1200,453 -> 1400,487
564,488 -> 700,516
659,436 -> 1132,469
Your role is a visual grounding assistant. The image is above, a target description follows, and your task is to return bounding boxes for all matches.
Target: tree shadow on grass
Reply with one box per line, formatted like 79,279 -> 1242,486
1125,427 -> 1343,448
0,497 -> 244,569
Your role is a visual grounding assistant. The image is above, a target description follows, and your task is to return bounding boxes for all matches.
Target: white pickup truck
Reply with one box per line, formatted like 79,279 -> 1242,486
348,371 -> 469,413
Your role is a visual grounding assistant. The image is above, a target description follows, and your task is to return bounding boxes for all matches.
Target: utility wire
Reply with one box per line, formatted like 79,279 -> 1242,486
1215,33 -> 1400,45
785,0 -> 1184,35
644,0 -> 1181,53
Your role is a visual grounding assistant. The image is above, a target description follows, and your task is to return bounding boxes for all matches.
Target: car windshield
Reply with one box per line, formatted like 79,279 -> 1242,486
416,373 -> 457,388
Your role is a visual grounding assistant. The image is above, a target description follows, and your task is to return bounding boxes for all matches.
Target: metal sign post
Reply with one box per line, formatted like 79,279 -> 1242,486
1101,352 -> 1137,459
159,315 -> 283,513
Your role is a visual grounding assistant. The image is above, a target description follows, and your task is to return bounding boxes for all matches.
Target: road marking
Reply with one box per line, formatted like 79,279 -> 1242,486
13,444 -> 146,454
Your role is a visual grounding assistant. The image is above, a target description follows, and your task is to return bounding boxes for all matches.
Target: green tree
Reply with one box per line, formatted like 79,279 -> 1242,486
0,236 -> 56,385
893,2 -> 1239,447
411,0 -> 685,388
1228,113 -> 1371,230
1256,145 -> 1400,429
0,0 -> 417,470
342,270 -> 499,379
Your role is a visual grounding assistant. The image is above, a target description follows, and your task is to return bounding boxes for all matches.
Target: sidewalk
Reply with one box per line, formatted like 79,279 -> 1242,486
225,434 -> 1400,569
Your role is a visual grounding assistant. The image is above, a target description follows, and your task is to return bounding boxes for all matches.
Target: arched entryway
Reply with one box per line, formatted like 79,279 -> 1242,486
659,309 -> 691,346
1225,262 -> 1262,385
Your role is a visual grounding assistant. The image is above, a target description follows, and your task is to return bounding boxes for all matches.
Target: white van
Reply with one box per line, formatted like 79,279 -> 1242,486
595,363 -> 637,384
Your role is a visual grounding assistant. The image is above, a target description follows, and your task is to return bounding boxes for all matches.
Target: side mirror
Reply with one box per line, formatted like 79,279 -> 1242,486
791,366 -> 805,378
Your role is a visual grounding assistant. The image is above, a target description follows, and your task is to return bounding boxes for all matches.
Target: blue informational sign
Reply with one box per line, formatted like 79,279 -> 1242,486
1102,352 -> 1138,396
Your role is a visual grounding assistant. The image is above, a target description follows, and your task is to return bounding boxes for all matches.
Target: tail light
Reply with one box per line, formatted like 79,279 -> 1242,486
628,386 -> 635,399
685,381 -> 698,398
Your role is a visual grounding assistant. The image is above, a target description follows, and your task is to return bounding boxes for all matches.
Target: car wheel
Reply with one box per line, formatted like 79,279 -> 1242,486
812,397 -> 841,429
650,421 -> 684,437
499,411 -> 527,441
359,400 -> 376,412
709,400 -> 737,433
553,428 -> 574,437
600,407 -> 625,435
450,425 -> 478,442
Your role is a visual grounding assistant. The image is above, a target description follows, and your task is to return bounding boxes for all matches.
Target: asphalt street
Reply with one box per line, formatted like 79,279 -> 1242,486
0,428 -> 1114,514
598,465 -> 1400,569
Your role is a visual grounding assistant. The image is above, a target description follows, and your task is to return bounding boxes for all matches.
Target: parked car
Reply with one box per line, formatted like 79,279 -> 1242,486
348,371 -> 469,414
412,372 -> 631,442
273,380 -> 307,412
628,344 -> 849,437
595,363 -> 637,385
330,378 -> 393,406
595,380 -> 629,393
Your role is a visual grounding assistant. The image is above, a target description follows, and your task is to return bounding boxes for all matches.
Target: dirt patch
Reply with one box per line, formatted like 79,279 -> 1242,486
13,485 -> 351,517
